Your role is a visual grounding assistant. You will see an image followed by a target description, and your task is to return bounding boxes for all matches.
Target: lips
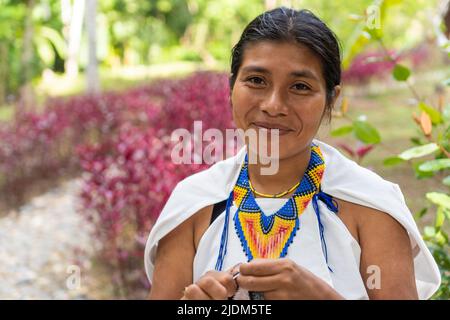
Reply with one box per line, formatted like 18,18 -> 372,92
251,121 -> 293,135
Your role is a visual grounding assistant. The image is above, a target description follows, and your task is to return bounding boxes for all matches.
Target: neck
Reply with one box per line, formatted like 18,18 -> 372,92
247,146 -> 311,198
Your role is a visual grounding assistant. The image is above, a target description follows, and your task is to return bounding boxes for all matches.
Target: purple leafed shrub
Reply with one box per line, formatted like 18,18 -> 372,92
0,71 -> 233,297
342,45 -> 429,85
0,92 -> 132,206
343,50 -> 398,85
76,72 -> 233,297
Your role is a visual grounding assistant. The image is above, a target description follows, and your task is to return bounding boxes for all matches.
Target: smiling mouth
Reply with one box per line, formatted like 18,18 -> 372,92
251,122 -> 293,135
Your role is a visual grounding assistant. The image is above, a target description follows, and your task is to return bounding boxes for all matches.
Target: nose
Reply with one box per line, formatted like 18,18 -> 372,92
260,89 -> 288,116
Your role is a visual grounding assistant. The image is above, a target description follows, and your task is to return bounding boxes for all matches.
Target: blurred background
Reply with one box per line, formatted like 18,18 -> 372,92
0,0 -> 449,299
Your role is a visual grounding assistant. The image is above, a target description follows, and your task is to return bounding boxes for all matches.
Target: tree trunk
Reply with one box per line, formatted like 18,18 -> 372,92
85,0 -> 99,93
0,42 -> 8,106
19,0 -> 36,112
65,0 -> 85,78
444,1 -> 450,39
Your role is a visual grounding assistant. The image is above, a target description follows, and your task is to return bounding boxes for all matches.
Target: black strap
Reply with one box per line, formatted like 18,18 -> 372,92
210,199 -> 227,226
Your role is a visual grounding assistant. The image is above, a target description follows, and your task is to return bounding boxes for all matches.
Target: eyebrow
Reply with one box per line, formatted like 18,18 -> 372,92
240,65 -> 319,81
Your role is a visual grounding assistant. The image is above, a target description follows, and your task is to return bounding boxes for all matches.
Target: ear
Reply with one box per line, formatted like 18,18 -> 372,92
331,85 -> 341,107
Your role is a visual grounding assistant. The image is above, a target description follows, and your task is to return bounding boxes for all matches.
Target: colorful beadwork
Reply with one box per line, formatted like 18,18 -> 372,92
233,143 -> 325,260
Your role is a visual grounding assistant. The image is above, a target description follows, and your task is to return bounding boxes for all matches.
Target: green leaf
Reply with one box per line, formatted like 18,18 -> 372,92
364,25 -> 382,41
443,78 -> 450,86
398,143 -> 439,160
443,105 -> 450,122
330,125 -> 353,137
426,192 -> 450,210
353,120 -> 381,144
435,206 -> 446,230
419,159 -> 450,172
38,26 -> 67,58
413,162 -> 435,179
443,176 -> 450,186
444,127 -> 450,141
342,23 -> 371,69
419,102 -> 442,124
424,226 -> 436,237
392,64 -> 411,81
415,207 -> 428,220
435,230 -> 448,246
410,137 -> 423,146
444,208 -> 450,220
35,38 -> 54,66
383,156 -> 404,166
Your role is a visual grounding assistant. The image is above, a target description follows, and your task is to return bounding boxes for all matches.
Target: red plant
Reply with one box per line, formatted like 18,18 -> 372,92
0,71 -> 246,297
337,142 -> 375,164
342,44 -> 429,85
75,72 -> 234,296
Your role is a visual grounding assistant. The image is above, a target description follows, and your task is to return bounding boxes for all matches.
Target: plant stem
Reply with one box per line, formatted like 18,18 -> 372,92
376,39 -> 422,102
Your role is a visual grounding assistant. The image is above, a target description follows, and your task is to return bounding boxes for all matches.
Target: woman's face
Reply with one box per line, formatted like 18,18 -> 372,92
231,40 -> 336,160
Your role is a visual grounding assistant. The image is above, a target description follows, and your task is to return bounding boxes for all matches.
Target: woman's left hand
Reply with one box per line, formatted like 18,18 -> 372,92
236,258 -> 344,300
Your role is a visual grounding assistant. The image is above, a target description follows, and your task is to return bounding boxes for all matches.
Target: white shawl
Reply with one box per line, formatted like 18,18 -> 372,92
144,139 -> 441,299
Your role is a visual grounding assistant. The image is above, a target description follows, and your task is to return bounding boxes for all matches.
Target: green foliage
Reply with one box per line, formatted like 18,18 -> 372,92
392,64 -> 411,81
383,156 -> 404,166
419,102 -> 443,125
419,159 -> 450,172
330,125 -> 354,137
398,143 -> 439,161
353,120 -> 381,144
342,0 -> 450,299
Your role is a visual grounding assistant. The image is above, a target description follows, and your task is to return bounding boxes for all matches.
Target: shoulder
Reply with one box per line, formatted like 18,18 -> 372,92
333,197 -> 409,246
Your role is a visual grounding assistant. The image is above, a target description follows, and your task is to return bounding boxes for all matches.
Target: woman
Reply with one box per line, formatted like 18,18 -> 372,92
144,7 -> 441,300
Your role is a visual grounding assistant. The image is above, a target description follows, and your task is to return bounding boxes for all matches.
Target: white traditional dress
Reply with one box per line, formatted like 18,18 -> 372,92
144,139 -> 441,299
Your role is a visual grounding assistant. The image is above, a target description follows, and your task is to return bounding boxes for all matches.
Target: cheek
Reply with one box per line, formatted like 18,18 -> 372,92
292,97 -> 326,128
231,87 -> 254,128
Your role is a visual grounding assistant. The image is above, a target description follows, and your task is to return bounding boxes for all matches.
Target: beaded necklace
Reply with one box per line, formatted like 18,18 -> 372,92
215,143 -> 329,271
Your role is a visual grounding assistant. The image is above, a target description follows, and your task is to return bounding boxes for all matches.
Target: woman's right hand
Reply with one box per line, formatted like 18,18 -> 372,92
181,270 -> 238,300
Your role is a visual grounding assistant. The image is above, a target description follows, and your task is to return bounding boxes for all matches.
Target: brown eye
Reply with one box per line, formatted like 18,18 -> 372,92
293,83 -> 310,91
247,77 -> 265,85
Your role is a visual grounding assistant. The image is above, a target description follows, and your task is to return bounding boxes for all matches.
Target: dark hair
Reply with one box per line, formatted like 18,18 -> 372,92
230,7 -> 342,122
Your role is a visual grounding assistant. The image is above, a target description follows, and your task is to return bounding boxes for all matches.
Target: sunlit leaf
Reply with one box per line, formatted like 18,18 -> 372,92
413,161 -> 436,179
38,26 -> 67,58
435,206 -> 446,230
398,143 -> 439,160
419,159 -> 450,172
426,192 -> 450,210
443,176 -> 450,186
435,230 -> 448,246
424,226 -> 436,237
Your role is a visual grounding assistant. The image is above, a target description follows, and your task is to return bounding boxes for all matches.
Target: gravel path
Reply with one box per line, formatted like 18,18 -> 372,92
0,179 -> 107,299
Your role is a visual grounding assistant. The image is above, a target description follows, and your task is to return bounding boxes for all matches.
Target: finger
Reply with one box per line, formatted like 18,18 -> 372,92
215,272 -> 238,297
204,270 -> 238,297
183,284 -> 212,300
239,258 -> 286,276
236,274 -> 282,292
226,263 -> 242,276
197,276 -> 229,300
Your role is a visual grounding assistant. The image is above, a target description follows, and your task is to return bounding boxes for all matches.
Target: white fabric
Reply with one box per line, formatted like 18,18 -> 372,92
144,139 -> 441,299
